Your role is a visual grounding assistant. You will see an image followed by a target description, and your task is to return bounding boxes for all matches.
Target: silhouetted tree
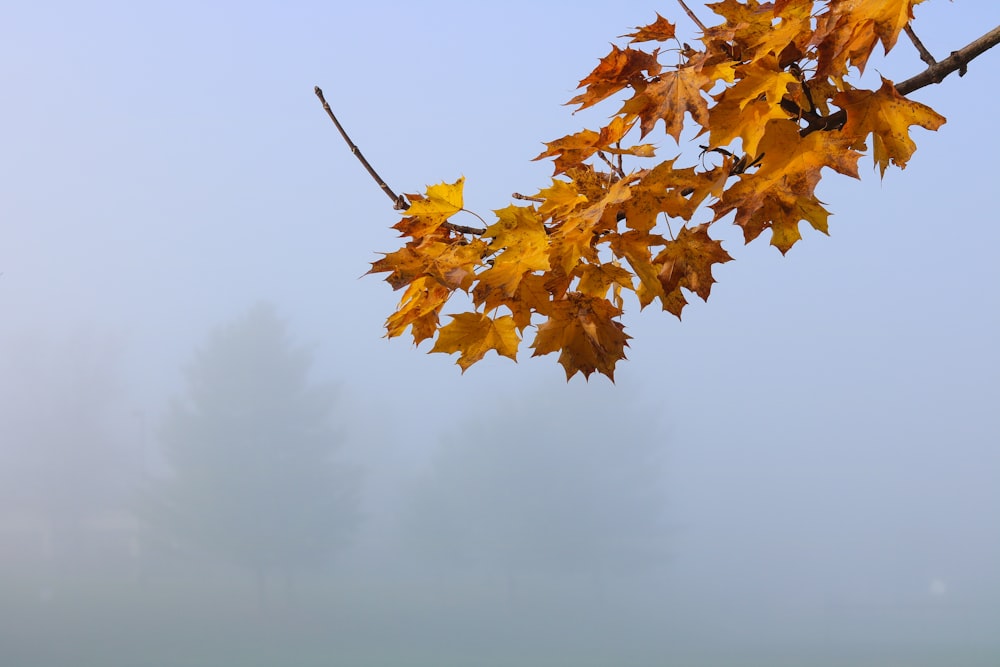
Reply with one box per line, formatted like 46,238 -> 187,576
144,303 -> 358,603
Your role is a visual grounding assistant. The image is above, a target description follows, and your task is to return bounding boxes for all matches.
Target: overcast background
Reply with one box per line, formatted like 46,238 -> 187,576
2,1 -> 999,666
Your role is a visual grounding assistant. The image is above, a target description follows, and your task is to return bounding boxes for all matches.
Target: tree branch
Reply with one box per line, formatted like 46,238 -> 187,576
314,86 -> 410,211
896,24 -> 1000,95
801,24 -> 1000,135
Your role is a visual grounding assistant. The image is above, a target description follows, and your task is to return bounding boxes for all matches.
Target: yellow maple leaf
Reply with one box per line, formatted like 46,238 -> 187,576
473,273 -> 554,331
397,177 -> 465,237
574,261 -> 634,309
384,276 -> 453,344
708,56 -> 798,156
430,312 -> 519,371
835,77 -> 946,176
607,230 -> 670,310
479,205 -> 551,296
550,178 -> 633,275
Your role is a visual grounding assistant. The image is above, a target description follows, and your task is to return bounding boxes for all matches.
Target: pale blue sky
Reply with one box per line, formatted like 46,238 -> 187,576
2,1 -> 999,661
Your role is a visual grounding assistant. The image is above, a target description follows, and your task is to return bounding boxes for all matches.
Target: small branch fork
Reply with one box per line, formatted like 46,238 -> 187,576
904,25 -> 937,67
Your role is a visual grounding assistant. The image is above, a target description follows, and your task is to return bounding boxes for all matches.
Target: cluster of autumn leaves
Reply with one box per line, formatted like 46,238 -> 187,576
368,0 -> 945,380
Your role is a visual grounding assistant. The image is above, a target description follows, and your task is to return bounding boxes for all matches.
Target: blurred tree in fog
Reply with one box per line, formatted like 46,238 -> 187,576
404,390 -> 672,596
144,303 -> 358,598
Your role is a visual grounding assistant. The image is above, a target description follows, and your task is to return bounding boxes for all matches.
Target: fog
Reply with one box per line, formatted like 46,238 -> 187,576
3,1 -> 1000,666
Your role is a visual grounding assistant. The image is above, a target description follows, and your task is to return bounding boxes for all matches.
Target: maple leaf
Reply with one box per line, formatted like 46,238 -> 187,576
655,223 -> 733,307
535,116 -> 653,175
835,77 -> 946,176
569,45 -> 663,110
622,13 -> 677,44
349,0 -> 996,381
430,312 -> 520,371
620,160 -> 722,232
479,205 -> 551,296
620,66 -> 713,141
396,177 -> 466,238
607,230 -> 670,310
708,55 -> 798,156
473,272 -> 555,331
384,276 -> 453,345
550,177 -> 633,274
531,292 -> 630,381
712,119 -> 861,253
368,236 -> 487,291
575,261 -> 634,309
813,0 -> 923,77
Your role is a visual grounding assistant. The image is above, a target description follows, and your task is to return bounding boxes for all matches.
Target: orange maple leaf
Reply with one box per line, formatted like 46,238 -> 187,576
569,45 -> 662,110
813,0 -> 923,77
712,119 -> 861,253
369,237 -> 487,291
622,13 -> 677,44
655,223 -> 733,307
835,77 -> 946,176
620,67 -> 713,141
430,312 -> 520,371
535,117 -> 653,175
531,292 -> 630,381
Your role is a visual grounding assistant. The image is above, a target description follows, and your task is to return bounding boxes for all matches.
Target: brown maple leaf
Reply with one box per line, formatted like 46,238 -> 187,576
530,292 -> 630,381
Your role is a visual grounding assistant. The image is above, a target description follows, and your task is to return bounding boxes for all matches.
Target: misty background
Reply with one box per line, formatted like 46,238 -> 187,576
2,1 -> 999,666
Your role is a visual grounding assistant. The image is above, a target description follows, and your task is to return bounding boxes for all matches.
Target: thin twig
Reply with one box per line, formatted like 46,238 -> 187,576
314,86 -> 409,211
596,151 -> 625,178
904,24 -> 937,66
513,192 -> 545,203
676,0 -> 708,32
445,222 -> 487,236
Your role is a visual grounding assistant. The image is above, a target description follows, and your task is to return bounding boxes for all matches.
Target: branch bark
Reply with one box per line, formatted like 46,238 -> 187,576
314,86 -> 410,211
801,23 -> 1000,135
